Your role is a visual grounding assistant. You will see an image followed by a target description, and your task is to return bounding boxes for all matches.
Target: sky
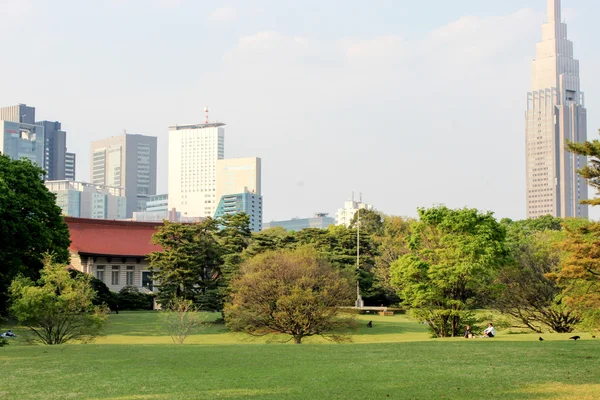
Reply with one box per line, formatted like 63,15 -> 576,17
1,0 -> 599,222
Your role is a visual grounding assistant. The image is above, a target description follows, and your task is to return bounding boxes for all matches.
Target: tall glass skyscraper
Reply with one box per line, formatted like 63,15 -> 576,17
525,0 -> 588,218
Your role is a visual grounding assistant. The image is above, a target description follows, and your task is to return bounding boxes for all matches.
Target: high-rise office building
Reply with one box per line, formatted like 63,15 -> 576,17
214,157 -> 262,232
0,120 -> 45,167
0,104 -> 35,124
90,134 -> 157,218
168,123 -> 225,218
65,152 -> 76,180
45,180 -> 127,220
526,0 -> 588,218
37,121 -> 67,180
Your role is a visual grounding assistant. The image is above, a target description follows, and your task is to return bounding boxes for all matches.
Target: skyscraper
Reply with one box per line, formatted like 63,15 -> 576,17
168,122 -> 225,218
0,104 -> 35,124
37,120 -> 67,181
526,0 -> 588,218
90,134 -> 157,218
65,152 -> 76,181
214,157 -> 262,232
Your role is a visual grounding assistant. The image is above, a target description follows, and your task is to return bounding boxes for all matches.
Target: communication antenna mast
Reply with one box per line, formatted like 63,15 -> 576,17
204,106 -> 209,124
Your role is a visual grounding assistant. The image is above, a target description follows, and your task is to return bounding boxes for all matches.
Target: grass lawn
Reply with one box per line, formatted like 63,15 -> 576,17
1,312 -> 599,399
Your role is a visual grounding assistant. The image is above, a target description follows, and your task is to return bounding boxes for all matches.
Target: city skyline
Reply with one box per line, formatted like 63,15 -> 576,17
1,0 -> 599,221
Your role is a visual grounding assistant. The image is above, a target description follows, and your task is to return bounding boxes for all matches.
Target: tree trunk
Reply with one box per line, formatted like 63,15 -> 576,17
293,335 -> 303,344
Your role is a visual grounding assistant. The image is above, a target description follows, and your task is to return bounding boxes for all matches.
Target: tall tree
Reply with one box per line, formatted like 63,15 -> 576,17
567,129 -> 600,205
349,209 -> 384,237
391,207 -> 507,337
550,219 -> 600,330
495,222 -> 579,333
225,247 -> 356,344
0,155 -> 71,316
9,257 -> 108,345
149,219 -> 223,310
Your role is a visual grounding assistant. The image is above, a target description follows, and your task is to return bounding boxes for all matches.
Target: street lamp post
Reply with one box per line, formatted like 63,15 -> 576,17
355,208 -> 364,309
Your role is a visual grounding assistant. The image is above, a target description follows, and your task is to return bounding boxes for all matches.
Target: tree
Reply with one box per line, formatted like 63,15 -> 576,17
9,257 -> 108,345
373,216 -> 415,305
149,220 -> 223,310
390,207 -> 507,337
0,155 -> 71,316
349,208 -> 384,236
549,219 -> 600,330
567,129 -> 600,205
225,247 -> 356,344
161,298 -> 208,344
495,223 -> 579,333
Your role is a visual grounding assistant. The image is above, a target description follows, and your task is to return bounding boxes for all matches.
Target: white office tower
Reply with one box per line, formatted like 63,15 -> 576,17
168,122 -> 225,218
526,0 -> 588,218
336,198 -> 373,227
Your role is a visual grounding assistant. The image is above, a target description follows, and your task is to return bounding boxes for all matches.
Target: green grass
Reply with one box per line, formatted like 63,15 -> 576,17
1,312 -> 600,399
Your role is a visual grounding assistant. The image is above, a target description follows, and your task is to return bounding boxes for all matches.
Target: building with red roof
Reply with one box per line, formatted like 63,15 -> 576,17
65,217 -> 163,293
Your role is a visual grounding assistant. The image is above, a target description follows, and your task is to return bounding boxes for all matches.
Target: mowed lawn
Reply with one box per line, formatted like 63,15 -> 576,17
1,312 -> 600,399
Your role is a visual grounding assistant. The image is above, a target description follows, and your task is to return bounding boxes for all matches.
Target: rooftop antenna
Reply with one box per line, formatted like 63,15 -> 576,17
204,106 -> 209,124
360,192 -> 363,203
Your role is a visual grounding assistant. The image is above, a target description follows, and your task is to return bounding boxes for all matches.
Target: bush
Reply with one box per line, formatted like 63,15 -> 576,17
117,286 -> 154,310
0,338 -> 8,347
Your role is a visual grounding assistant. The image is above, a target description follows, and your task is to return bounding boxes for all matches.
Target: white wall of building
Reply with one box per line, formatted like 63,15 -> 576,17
168,123 -> 225,219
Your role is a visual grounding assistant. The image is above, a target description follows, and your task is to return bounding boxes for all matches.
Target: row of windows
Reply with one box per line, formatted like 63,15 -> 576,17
96,265 -> 136,286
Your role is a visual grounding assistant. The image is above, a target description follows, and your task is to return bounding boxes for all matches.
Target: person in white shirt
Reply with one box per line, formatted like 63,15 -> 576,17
483,323 -> 496,338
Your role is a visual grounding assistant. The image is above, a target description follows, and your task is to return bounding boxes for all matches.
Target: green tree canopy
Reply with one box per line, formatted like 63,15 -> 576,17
391,206 -> 507,337
567,129 -> 600,205
225,247 -> 356,344
9,257 -> 108,345
349,209 -> 384,237
0,155 -> 71,316
149,219 -> 223,310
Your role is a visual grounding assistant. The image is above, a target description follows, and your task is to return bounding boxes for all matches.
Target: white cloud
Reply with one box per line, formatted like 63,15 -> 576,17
192,8 -> 547,220
209,6 -> 237,23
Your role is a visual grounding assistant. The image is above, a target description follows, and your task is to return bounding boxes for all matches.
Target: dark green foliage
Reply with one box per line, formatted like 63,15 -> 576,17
349,209 -> 384,236
567,129 -> 600,206
69,269 -> 117,309
149,219 -> 223,310
117,286 -> 154,311
0,155 -> 71,316
0,338 -> 8,347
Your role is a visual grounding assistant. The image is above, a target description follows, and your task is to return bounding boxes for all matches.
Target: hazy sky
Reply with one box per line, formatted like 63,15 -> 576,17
1,0 -> 599,221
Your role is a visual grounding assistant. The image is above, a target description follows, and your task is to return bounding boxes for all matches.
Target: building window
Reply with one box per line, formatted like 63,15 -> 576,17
142,271 -> 153,291
96,265 -> 105,282
111,266 -> 120,286
126,266 -> 135,286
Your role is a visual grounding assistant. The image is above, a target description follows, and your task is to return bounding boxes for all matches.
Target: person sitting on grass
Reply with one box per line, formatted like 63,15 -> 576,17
483,323 -> 496,338
464,325 -> 473,339
3,330 -> 16,337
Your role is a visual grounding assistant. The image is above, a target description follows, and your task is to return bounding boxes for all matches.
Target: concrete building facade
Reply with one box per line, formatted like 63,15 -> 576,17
65,152 -> 76,180
168,123 -> 225,219
525,0 -> 588,218
45,180 -> 127,220
90,134 -> 157,218
0,104 -> 35,124
336,199 -> 374,227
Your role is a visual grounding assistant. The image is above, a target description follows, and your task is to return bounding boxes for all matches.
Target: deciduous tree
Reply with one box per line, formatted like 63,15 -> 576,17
391,207 -> 507,337
225,247 -> 356,344
9,257 -> 108,345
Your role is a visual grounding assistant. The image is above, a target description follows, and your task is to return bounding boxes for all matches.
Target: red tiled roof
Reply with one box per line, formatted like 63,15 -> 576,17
65,217 -> 163,257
